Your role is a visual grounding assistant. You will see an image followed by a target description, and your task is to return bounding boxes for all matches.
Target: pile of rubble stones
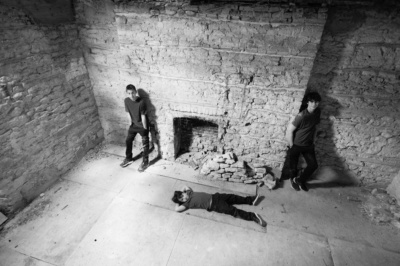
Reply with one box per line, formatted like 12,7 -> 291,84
200,152 -> 277,188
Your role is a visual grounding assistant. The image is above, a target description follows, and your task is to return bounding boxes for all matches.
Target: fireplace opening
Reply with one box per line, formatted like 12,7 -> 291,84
173,117 -> 220,168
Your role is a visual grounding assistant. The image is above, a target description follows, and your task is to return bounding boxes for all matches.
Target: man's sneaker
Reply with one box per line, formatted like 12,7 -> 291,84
252,186 -> 260,206
253,213 -> 267,227
298,181 -> 309,192
138,162 -> 149,172
120,158 -> 133,168
290,178 -> 300,191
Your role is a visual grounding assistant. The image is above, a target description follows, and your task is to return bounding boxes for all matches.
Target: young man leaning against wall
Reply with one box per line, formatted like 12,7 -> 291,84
120,84 -> 150,172
285,91 -> 322,192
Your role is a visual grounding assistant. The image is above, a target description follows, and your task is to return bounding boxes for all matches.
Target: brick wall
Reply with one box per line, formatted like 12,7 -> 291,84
0,5 -> 103,214
77,0 -> 326,166
308,6 -> 400,187
76,0 -> 399,187
174,117 -> 219,155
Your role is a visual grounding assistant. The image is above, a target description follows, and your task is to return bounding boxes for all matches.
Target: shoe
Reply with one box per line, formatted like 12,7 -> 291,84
298,181 -> 309,192
120,158 -> 133,167
253,213 -> 267,227
290,178 -> 300,191
138,162 -> 149,172
252,186 -> 260,206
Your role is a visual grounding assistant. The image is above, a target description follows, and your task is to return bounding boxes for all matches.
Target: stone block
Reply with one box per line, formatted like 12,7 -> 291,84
208,160 -> 220,171
222,152 -> 234,160
225,159 -> 235,164
222,173 -> 233,179
216,169 -> 225,174
255,168 -> 267,174
387,170 -> 400,203
255,173 -> 265,179
224,167 -> 236,173
229,178 -> 243,183
219,163 -> 229,169
231,161 -> 245,168
213,156 -> 225,163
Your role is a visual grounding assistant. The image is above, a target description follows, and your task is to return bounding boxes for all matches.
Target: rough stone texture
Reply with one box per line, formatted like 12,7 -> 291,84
388,171 -> 400,203
77,0 -> 326,168
0,0 -> 74,24
308,6 -> 400,187
76,0 -> 399,188
0,5 -> 103,214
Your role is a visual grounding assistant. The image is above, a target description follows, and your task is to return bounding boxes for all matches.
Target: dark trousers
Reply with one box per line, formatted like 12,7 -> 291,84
125,124 -> 149,163
288,144 -> 318,183
209,193 -> 255,221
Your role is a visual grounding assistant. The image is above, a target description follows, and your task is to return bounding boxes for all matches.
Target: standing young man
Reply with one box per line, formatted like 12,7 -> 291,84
285,91 -> 322,191
120,84 -> 149,172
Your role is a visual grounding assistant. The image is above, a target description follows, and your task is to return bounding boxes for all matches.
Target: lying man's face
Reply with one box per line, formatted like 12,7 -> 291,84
179,192 -> 190,203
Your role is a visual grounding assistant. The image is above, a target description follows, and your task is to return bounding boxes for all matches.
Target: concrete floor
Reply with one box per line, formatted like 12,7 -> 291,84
1,144 -> 400,266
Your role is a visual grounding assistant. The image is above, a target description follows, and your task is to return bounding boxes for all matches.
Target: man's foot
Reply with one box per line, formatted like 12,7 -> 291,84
298,180 -> 309,192
138,161 -> 149,172
252,186 -> 260,206
253,213 -> 267,227
120,158 -> 133,168
290,178 -> 300,191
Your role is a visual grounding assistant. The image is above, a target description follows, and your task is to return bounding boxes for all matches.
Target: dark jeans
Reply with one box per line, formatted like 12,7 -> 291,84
125,124 -> 149,163
288,144 -> 318,183
209,193 -> 255,221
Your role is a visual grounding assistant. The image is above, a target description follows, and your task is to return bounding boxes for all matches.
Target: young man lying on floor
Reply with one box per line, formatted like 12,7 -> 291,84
171,185 -> 266,227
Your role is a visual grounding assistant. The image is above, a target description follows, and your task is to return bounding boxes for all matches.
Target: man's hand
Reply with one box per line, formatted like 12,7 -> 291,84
181,185 -> 192,193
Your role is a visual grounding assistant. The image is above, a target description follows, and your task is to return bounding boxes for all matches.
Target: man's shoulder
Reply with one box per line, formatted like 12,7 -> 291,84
296,110 -> 307,118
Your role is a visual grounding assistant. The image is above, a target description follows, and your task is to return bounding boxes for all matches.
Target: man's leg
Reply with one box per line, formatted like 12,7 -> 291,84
296,146 -> 318,190
210,194 -> 266,227
218,193 -> 253,205
288,145 -> 301,191
211,194 -> 253,220
138,128 -> 150,172
121,126 -> 137,167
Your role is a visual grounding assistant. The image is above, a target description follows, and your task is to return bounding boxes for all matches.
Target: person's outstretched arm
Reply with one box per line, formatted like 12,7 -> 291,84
175,204 -> 187,212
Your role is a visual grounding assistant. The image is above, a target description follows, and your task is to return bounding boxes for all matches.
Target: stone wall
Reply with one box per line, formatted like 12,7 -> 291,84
77,0 -> 326,167
0,5 -> 103,214
76,0 -> 399,187
308,5 -> 400,187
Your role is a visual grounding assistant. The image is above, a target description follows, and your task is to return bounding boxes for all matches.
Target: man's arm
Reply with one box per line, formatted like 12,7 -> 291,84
127,113 -> 132,124
175,204 -> 187,212
141,114 -> 148,130
313,125 -> 318,145
285,122 -> 297,148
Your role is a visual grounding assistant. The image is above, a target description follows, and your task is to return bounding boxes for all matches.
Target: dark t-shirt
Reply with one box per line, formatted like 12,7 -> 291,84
292,108 -> 321,146
124,97 -> 147,128
182,192 -> 212,210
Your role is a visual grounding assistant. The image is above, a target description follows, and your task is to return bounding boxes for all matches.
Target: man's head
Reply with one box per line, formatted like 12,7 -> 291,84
305,91 -> 321,113
171,191 -> 189,204
126,84 -> 138,100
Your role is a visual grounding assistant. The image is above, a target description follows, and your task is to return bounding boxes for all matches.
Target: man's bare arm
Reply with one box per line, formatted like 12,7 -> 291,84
141,114 -> 148,130
175,204 -> 187,212
286,123 -> 297,148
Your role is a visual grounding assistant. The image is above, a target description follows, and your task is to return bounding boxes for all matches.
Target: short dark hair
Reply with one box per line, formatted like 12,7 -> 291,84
171,191 -> 183,204
306,91 -> 321,102
126,84 -> 136,91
